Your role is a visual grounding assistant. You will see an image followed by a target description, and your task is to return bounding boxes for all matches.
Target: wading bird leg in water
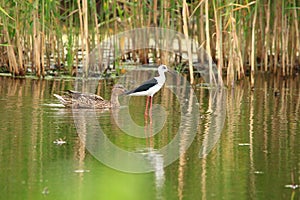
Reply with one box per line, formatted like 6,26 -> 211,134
149,96 -> 153,114
144,96 -> 149,145
148,103 -> 154,147
145,96 -> 150,116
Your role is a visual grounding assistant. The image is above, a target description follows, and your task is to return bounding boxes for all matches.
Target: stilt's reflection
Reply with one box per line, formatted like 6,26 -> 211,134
144,107 -> 165,200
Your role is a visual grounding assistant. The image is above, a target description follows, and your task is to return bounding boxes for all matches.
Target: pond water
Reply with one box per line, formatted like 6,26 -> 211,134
0,73 -> 299,200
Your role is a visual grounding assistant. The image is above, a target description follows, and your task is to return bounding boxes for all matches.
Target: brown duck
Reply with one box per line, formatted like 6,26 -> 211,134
53,84 -> 126,109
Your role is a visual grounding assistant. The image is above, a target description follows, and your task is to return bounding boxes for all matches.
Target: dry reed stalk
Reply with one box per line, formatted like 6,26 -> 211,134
290,17 -> 297,76
93,0 -> 101,72
183,0 -> 194,84
164,0 -> 170,28
56,35 -> 61,69
293,2 -> 300,63
15,26 -> 24,75
205,0 -> 213,85
50,34 -> 55,67
77,0 -> 89,76
264,0 -> 270,72
4,24 -> 19,76
285,16 -> 291,76
123,2 -> 132,30
213,0 -> 223,84
62,38 -> 66,67
250,1 -> 257,88
33,2 -> 41,77
227,43 -> 234,86
230,15 -> 244,80
258,5 -> 264,69
281,13 -> 287,77
113,1 -> 117,34
199,3 -> 205,44
75,44 -> 79,75
146,2 -> 151,27
290,6 -> 298,76
41,1 -> 45,77
272,7 -> 278,74
77,0 -> 85,73
41,33 -> 45,76
83,0 -> 89,74
153,0 -> 158,26
176,2 -> 182,33
290,28 -> 295,76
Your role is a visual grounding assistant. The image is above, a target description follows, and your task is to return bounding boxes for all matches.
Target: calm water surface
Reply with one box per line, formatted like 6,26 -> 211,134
0,74 -> 299,200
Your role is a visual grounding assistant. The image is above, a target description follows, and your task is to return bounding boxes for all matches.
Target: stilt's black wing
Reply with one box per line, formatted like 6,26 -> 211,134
125,78 -> 158,95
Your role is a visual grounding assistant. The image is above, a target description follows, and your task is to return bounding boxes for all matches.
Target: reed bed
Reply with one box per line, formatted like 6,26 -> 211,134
0,0 -> 299,85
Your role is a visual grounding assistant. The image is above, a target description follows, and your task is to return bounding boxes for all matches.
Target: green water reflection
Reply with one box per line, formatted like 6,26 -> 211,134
0,75 -> 299,200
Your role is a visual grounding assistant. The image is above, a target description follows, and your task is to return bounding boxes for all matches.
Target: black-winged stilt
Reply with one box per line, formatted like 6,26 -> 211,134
125,65 -> 168,115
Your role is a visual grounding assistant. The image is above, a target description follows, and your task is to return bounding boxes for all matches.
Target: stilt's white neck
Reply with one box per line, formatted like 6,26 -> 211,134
157,70 -> 166,83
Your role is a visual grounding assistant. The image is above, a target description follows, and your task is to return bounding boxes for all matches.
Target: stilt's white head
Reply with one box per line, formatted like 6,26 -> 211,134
155,64 -> 168,85
158,65 -> 168,75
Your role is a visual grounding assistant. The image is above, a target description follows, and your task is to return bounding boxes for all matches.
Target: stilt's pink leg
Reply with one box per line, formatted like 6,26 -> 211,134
144,96 -> 150,116
149,103 -> 153,147
149,96 -> 153,113
144,96 -> 149,145
148,96 -> 153,147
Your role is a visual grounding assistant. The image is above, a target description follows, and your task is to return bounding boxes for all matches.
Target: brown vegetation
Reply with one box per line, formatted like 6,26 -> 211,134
0,1 -> 299,85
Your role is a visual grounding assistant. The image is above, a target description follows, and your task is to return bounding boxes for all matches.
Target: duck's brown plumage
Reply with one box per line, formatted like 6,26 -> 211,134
53,84 -> 126,109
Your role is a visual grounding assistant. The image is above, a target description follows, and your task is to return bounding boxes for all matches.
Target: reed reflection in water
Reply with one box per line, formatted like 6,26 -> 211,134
0,74 -> 299,200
